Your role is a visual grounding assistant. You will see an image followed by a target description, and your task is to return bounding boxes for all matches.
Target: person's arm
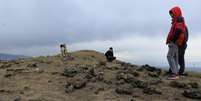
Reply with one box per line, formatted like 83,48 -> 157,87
172,29 -> 182,43
105,51 -> 108,57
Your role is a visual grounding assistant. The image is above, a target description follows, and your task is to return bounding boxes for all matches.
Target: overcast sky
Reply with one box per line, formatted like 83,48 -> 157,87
0,0 -> 201,67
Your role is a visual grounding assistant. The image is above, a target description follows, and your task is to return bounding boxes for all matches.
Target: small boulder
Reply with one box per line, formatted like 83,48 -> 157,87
96,72 -> 104,81
115,84 -> 133,95
133,80 -> 149,89
94,87 -> 104,94
169,81 -> 189,89
88,68 -> 96,77
132,71 -> 140,77
62,67 -> 79,77
27,63 -> 37,68
183,90 -> 201,99
0,63 -> 12,69
65,83 -> 74,93
148,72 -> 159,78
137,82 -> 149,89
73,79 -> 87,89
98,61 -> 106,66
116,72 -> 125,80
148,79 -> 162,85
124,74 -> 136,83
103,80 -> 112,85
4,73 -> 12,78
143,87 -> 162,95
188,82 -> 199,88
14,96 -> 21,101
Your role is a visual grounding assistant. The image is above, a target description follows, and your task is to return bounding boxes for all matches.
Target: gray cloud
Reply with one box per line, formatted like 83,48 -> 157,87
0,0 -> 201,55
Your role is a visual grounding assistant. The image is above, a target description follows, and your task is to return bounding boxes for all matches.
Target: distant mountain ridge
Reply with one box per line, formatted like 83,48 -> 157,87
0,53 -> 29,60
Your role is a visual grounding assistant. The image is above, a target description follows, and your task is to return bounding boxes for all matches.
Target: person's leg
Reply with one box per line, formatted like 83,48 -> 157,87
167,43 -> 179,75
174,44 -> 179,74
106,56 -> 112,62
112,57 -> 116,61
179,46 -> 186,74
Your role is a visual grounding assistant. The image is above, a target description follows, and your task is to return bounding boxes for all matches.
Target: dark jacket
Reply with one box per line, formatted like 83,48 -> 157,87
105,50 -> 114,58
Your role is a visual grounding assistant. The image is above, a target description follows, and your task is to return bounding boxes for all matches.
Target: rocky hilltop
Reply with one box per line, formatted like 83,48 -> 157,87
0,50 -> 201,101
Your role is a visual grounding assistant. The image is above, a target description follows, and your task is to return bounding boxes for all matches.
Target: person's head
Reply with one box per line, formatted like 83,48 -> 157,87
109,47 -> 113,50
60,44 -> 63,48
169,6 -> 182,19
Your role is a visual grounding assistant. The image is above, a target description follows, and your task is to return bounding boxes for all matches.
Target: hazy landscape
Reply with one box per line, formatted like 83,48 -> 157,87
0,50 -> 201,101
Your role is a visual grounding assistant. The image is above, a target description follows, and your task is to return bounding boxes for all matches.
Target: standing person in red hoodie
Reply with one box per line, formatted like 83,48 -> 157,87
166,6 -> 187,80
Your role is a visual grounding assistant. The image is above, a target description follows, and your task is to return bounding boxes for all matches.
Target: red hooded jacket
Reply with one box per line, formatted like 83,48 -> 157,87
166,6 -> 186,47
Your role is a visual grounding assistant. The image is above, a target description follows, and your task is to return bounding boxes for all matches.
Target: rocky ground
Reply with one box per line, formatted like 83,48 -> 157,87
0,50 -> 201,101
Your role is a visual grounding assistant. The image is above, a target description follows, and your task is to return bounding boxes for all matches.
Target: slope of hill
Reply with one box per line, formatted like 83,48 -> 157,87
0,50 -> 201,101
0,53 -> 28,60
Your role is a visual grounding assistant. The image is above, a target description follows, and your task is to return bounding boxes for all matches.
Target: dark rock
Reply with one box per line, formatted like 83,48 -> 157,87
135,81 -> 149,89
143,87 -> 162,95
116,79 -> 126,85
51,72 -> 60,75
148,79 -> 162,85
0,89 -> 12,93
103,80 -> 112,85
169,81 -> 189,89
24,86 -> 31,91
148,72 -> 159,78
116,72 -> 138,84
174,97 -> 181,101
136,67 -> 144,72
48,80 -> 52,83
115,84 -> 133,95
130,98 -> 136,101
6,68 -> 26,72
14,96 -> 21,101
128,78 -> 149,89
4,73 -> 12,78
20,91 -> 24,94
188,82 -> 199,88
132,71 -> 140,77
88,68 -> 96,77
120,62 -> 133,68
96,72 -> 104,81
28,98 -> 48,101
124,74 -> 136,83
142,64 -> 157,72
65,83 -> 74,93
85,68 -> 100,82
98,61 -> 106,66
73,79 -> 87,89
85,74 -> 93,80
62,67 -> 79,77
90,77 -> 97,82
94,87 -> 104,94
0,63 -> 12,69
116,72 -> 125,80
140,64 -> 162,75
125,68 -> 139,76
27,63 -> 37,68
183,90 -> 201,99
66,77 -> 87,92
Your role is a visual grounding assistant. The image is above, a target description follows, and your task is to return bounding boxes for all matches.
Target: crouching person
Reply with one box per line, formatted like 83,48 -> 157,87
105,47 -> 116,62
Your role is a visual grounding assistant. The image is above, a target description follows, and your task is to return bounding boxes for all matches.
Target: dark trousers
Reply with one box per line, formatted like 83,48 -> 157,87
107,56 -> 116,62
178,45 -> 187,74
169,44 -> 187,74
